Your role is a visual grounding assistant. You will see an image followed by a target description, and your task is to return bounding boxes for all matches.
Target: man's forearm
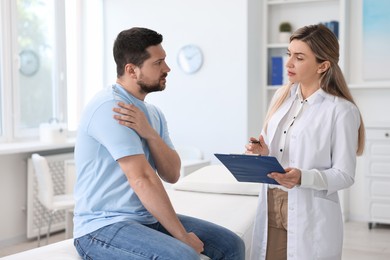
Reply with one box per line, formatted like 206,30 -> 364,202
131,173 -> 185,237
129,172 -> 204,253
146,134 -> 181,183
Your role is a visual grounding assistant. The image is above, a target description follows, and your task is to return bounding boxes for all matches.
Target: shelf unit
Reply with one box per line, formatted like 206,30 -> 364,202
364,127 -> 390,229
260,0 -> 348,112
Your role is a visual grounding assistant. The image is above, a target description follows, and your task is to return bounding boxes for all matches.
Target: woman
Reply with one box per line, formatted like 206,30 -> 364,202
247,24 -> 365,260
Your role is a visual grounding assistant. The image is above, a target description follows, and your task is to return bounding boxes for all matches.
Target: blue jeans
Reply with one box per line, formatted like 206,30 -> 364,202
74,214 -> 245,260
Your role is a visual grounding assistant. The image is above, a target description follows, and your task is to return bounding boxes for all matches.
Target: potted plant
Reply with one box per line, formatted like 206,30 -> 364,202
279,22 -> 292,43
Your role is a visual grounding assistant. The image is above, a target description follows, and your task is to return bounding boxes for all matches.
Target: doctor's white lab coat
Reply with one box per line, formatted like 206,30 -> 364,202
250,85 -> 361,260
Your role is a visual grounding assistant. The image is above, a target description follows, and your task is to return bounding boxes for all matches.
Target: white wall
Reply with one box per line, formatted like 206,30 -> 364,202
0,154 -> 29,247
102,0 -> 263,161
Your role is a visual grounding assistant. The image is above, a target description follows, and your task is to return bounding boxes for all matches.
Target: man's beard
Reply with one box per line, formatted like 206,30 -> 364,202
137,74 -> 167,94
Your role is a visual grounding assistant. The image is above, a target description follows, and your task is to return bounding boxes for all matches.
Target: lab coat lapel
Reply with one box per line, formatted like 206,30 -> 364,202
267,87 -> 297,146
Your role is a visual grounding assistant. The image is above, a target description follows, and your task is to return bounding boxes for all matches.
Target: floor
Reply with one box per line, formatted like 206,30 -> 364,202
342,222 -> 390,260
0,221 -> 389,259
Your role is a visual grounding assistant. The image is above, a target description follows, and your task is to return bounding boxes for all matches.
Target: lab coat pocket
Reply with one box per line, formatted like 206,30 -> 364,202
313,190 -> 339,203
313,190 -> 343,258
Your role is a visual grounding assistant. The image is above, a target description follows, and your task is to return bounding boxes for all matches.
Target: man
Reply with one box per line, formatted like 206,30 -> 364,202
73,27 -> 245,260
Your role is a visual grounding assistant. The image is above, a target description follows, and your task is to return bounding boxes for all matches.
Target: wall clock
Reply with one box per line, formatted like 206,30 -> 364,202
19,50 -> 40,77
177,44 -> 203,74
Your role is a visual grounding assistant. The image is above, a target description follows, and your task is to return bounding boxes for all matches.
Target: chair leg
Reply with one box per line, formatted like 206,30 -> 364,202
46,211 -> 55,245
37,212 -> 43,247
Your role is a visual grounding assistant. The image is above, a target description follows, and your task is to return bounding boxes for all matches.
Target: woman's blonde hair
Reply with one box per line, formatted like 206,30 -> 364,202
264,24 -> 365,155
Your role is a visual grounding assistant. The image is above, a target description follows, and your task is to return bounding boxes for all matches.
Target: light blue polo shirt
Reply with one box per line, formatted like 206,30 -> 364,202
73,83 -> 174,238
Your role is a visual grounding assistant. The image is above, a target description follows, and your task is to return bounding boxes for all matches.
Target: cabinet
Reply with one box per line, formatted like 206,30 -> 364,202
260,0 -> 348,111
365,127 -> 390,229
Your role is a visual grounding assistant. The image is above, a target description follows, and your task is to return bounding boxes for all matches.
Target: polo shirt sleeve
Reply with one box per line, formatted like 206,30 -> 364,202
87,100 -> 144,160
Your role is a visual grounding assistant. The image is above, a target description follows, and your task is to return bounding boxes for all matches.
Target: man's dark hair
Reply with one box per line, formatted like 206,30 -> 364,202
113,27 -> 163,77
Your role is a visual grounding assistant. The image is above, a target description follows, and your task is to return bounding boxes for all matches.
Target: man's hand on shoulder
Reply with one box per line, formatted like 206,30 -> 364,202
113,102 -> 156,140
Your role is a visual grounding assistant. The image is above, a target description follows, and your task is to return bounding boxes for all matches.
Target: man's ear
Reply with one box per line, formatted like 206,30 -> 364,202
317,61 -> 330,74
125,64 -> 137,78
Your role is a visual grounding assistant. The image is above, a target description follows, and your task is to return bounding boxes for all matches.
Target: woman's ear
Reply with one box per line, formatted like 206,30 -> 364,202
317,61 -> 330,73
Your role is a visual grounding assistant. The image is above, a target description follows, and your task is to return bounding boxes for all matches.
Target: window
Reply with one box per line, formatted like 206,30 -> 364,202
0,0 -> 103,142
15,0 -> 65,138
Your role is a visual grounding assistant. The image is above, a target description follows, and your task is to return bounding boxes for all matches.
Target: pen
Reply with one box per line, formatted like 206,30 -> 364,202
250,140 -> 260,144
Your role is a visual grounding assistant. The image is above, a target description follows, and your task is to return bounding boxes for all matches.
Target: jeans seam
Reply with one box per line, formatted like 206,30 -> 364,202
92,235 -> 151,259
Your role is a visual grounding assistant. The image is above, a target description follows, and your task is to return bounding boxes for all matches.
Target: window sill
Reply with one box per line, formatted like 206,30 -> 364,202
0,138 -> 76,155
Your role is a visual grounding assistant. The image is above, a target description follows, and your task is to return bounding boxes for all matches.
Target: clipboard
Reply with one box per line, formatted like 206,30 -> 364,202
214,153 -> 285,185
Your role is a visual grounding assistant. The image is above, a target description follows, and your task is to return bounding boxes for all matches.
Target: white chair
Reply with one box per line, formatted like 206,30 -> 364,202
31,153 -> 75,246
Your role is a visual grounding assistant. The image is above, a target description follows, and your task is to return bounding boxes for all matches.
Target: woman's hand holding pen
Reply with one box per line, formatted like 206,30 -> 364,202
245,135 -> 269,156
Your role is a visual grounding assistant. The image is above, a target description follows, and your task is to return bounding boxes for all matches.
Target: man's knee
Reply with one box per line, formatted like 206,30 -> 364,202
222,233 -> 246,259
